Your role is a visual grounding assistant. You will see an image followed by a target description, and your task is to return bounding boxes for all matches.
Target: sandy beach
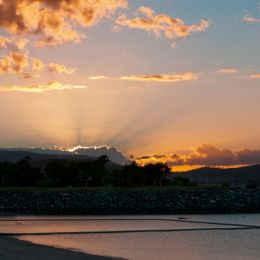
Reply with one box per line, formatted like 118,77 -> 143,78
0,236 -> 114,260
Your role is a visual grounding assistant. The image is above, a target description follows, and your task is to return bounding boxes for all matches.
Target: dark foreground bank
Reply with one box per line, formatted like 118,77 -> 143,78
0,236 -> 115,260
0,188 -> 259,215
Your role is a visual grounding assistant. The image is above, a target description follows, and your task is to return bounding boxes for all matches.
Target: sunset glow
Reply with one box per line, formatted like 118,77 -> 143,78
1,0 -> 260,170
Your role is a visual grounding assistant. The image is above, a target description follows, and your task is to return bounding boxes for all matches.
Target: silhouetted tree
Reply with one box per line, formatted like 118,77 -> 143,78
143,163 -> 170,187
77,156 -> 109,187
0,156 -> 174,188
0,157 -> 43,187
109,162 -> 144,187
171,176 -> 190,186
45,159 -> 79,187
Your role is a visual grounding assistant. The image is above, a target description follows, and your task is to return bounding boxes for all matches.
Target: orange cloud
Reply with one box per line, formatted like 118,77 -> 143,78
0,49 -> 75,78
136,144 -> 260,171
187,144 -> 236,166
115,6 -> 210,47
217,68 -> 238,74
250,73 -> 260,79
89,76 -> 108,80
0,51 -> 29,77
32,58 -> 45,73
0,36 -> 28,51
0,35 -> 34,78
48,63 -> 75,75
0,0 -> 128,47
0,81 -> 87,93
0,36 -> 10,50
11,51 -> 29,73
121,72 -> 198,82
0,1 -> 127,79
15,38 -> 29,50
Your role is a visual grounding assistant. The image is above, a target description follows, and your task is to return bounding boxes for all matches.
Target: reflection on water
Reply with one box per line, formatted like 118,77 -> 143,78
0,214 -> 258,260
0,219 -> 243,234
20,229 -> 260,260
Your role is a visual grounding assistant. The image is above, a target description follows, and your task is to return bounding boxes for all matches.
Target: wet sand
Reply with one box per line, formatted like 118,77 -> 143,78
0,236 -> 115,260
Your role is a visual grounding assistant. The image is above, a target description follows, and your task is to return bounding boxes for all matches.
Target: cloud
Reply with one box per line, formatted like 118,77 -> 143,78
0,1 -> 127,80
0,50 -> 30,77
0,36 -> 10,50
243,14 -> 260,23
0,81 -> 87,93
15,38 -> 29,50
121,72 -> 198,82
137,153 -> 185,166
115,6 -> 210,47
0,0 -> 128,47
0,48 -> 75,78
217,68 -> 238,74
48,63 -> 75,75
0,36 -> 32,77
186,144 -> 236,166
249,73 -> 260,79
89,76 -> 108,80
32,58 -> 45,73
136,144 -> 260,169
0,32 -> 72,79
10,51 -> 29,72
236,149 -> 260,165
67,145 -> 130,165
0,35 -> 28,52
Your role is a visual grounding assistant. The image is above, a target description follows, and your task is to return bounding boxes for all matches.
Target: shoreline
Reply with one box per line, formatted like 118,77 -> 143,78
0,236 -> 118,260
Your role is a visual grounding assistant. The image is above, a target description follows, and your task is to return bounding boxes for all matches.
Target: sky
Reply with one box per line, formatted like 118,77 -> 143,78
0,0 -> 260,170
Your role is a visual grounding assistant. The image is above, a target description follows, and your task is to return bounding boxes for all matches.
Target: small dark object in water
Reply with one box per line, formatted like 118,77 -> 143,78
178,217 -> 187,220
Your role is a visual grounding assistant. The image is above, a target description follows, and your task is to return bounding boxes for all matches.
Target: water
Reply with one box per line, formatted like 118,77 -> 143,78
0,214 -> 259,260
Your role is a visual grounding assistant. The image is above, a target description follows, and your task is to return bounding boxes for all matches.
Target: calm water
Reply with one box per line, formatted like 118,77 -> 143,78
0,214 -> 259,260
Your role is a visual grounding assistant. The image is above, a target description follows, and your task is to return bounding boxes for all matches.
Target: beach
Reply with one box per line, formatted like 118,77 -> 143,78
0,214 -> 259,260
0,236 -> 113,260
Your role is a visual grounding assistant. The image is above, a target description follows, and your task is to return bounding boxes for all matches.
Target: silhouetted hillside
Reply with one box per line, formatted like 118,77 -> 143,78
0,150 -> 91,162
0,150 -> 120,170
0,146 -> 130,165
173,165 -> 260,184
1,150 -> 260,186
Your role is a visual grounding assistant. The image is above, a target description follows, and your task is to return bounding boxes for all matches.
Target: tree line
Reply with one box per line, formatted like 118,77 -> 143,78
0,156 -> 191,188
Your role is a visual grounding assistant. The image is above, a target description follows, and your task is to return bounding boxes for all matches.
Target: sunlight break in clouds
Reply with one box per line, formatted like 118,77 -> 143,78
67,145 -> 131,165
121,72 -> 198,82
136,144 -> 260,171
0,82 -> 87,93
115,6 -> 210,47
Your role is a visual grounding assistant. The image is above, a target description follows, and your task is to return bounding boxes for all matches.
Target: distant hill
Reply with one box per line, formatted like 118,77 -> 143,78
1,149 -> 260,184
172,165 -> 260,184
0,150 -> 93,162
0,150 -> 121,170
0,146 -> 131,165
